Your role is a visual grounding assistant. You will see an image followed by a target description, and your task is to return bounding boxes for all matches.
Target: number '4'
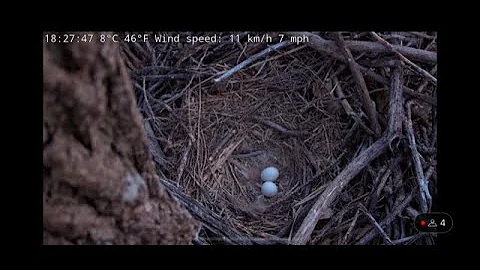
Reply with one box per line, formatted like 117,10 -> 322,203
440,219 -> 446,226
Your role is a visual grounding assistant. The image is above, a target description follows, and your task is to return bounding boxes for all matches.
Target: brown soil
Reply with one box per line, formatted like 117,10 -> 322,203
43,40 -> 199,244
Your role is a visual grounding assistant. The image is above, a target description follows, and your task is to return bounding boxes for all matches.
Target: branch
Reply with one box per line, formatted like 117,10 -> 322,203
356,191 -> 413,245
252,116 -> 310,137
387,65 -> 404,138
144,120 -> 168,168
364,67 -> 436,107
158,178 -> 253,245
332,76 -> 354,115
359,204 -> 394,245
405,101 -> 432,212
390,234 -> 424,245
334,32 -> 381,137
332,75 -> 374,135
213,41 -> 291,83
370,32 -> 437,85
290,32 -> 436,106
176,139 -> 192,184
341,207 -> 361,244
288,32 -> 436,64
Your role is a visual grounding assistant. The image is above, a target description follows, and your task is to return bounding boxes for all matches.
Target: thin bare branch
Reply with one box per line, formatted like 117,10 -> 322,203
388,65 -> 404,138
359,204 -> 395,245
159,178 -> 253,245
213,41 -> 291,83
405,101 -> 432,212
288,32 -> 436,64
370,32 -> 437,85
335,32 -> 381,137
290,32 -> 436,106
342,207 -> 361,244
356,191 -> 413,245
252,116 -> 310,137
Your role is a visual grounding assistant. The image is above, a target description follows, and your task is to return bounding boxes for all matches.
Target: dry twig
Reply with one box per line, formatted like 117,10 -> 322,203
332,76 -> 375,136
288,32 -> 436,64
370,32 -> 437,85
289,32 -> 436,106
405,101 -> 432,212
342,207 -> 361,244
252,116 -> 310,137
356,191 -> 413,245
158,178 -> 253,245
359,204 -> 394,245
213,41 -> 291,83
334,32 -> 381,137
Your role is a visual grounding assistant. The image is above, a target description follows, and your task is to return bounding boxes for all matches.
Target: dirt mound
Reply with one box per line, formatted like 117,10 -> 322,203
43,38 -> 199,244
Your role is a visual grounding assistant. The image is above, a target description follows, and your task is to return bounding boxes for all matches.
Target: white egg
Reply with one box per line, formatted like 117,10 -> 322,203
261,181 -> 278,197
261,166 -> 279,182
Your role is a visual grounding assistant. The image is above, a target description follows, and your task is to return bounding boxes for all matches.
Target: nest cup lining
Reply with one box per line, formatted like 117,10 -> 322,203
158,56 -> 345,238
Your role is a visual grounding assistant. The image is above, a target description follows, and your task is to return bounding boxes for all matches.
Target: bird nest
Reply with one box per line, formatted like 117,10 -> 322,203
122,31 -> 437,245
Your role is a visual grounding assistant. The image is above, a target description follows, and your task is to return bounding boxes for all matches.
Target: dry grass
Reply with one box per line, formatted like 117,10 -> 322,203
121,31 -> 437,245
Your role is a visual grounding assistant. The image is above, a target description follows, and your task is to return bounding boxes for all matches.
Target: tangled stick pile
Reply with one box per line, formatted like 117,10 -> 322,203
121,31 -> 437,245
